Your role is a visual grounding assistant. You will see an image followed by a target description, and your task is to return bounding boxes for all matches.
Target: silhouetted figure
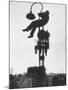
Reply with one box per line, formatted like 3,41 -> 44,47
22,10 -> 49,38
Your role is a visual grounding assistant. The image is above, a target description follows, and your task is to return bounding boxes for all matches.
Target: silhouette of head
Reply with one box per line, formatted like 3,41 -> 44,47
45,10 -> 49,15
38,10 -> 49,18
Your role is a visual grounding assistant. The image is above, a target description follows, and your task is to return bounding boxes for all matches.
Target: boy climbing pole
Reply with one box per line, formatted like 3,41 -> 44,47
22,10 -> 49,38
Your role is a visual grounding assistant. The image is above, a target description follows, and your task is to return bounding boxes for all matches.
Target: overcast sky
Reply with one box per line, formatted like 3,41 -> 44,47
10,1 -> 66,74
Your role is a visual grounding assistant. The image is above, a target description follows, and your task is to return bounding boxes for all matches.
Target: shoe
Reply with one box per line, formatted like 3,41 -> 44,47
28,35 -> 33,38
22,29 -> 28,32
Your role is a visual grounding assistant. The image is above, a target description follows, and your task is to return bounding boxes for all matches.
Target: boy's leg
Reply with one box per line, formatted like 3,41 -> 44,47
23,22 -> 34,32
28,27 -> 36,38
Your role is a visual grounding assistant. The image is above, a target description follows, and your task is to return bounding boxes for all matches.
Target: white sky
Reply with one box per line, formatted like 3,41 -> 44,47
10,1 -> 66,74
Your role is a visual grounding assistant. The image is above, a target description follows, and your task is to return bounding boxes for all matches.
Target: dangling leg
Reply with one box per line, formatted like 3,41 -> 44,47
28,27 -> 36,38
22,22 -> 34,32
